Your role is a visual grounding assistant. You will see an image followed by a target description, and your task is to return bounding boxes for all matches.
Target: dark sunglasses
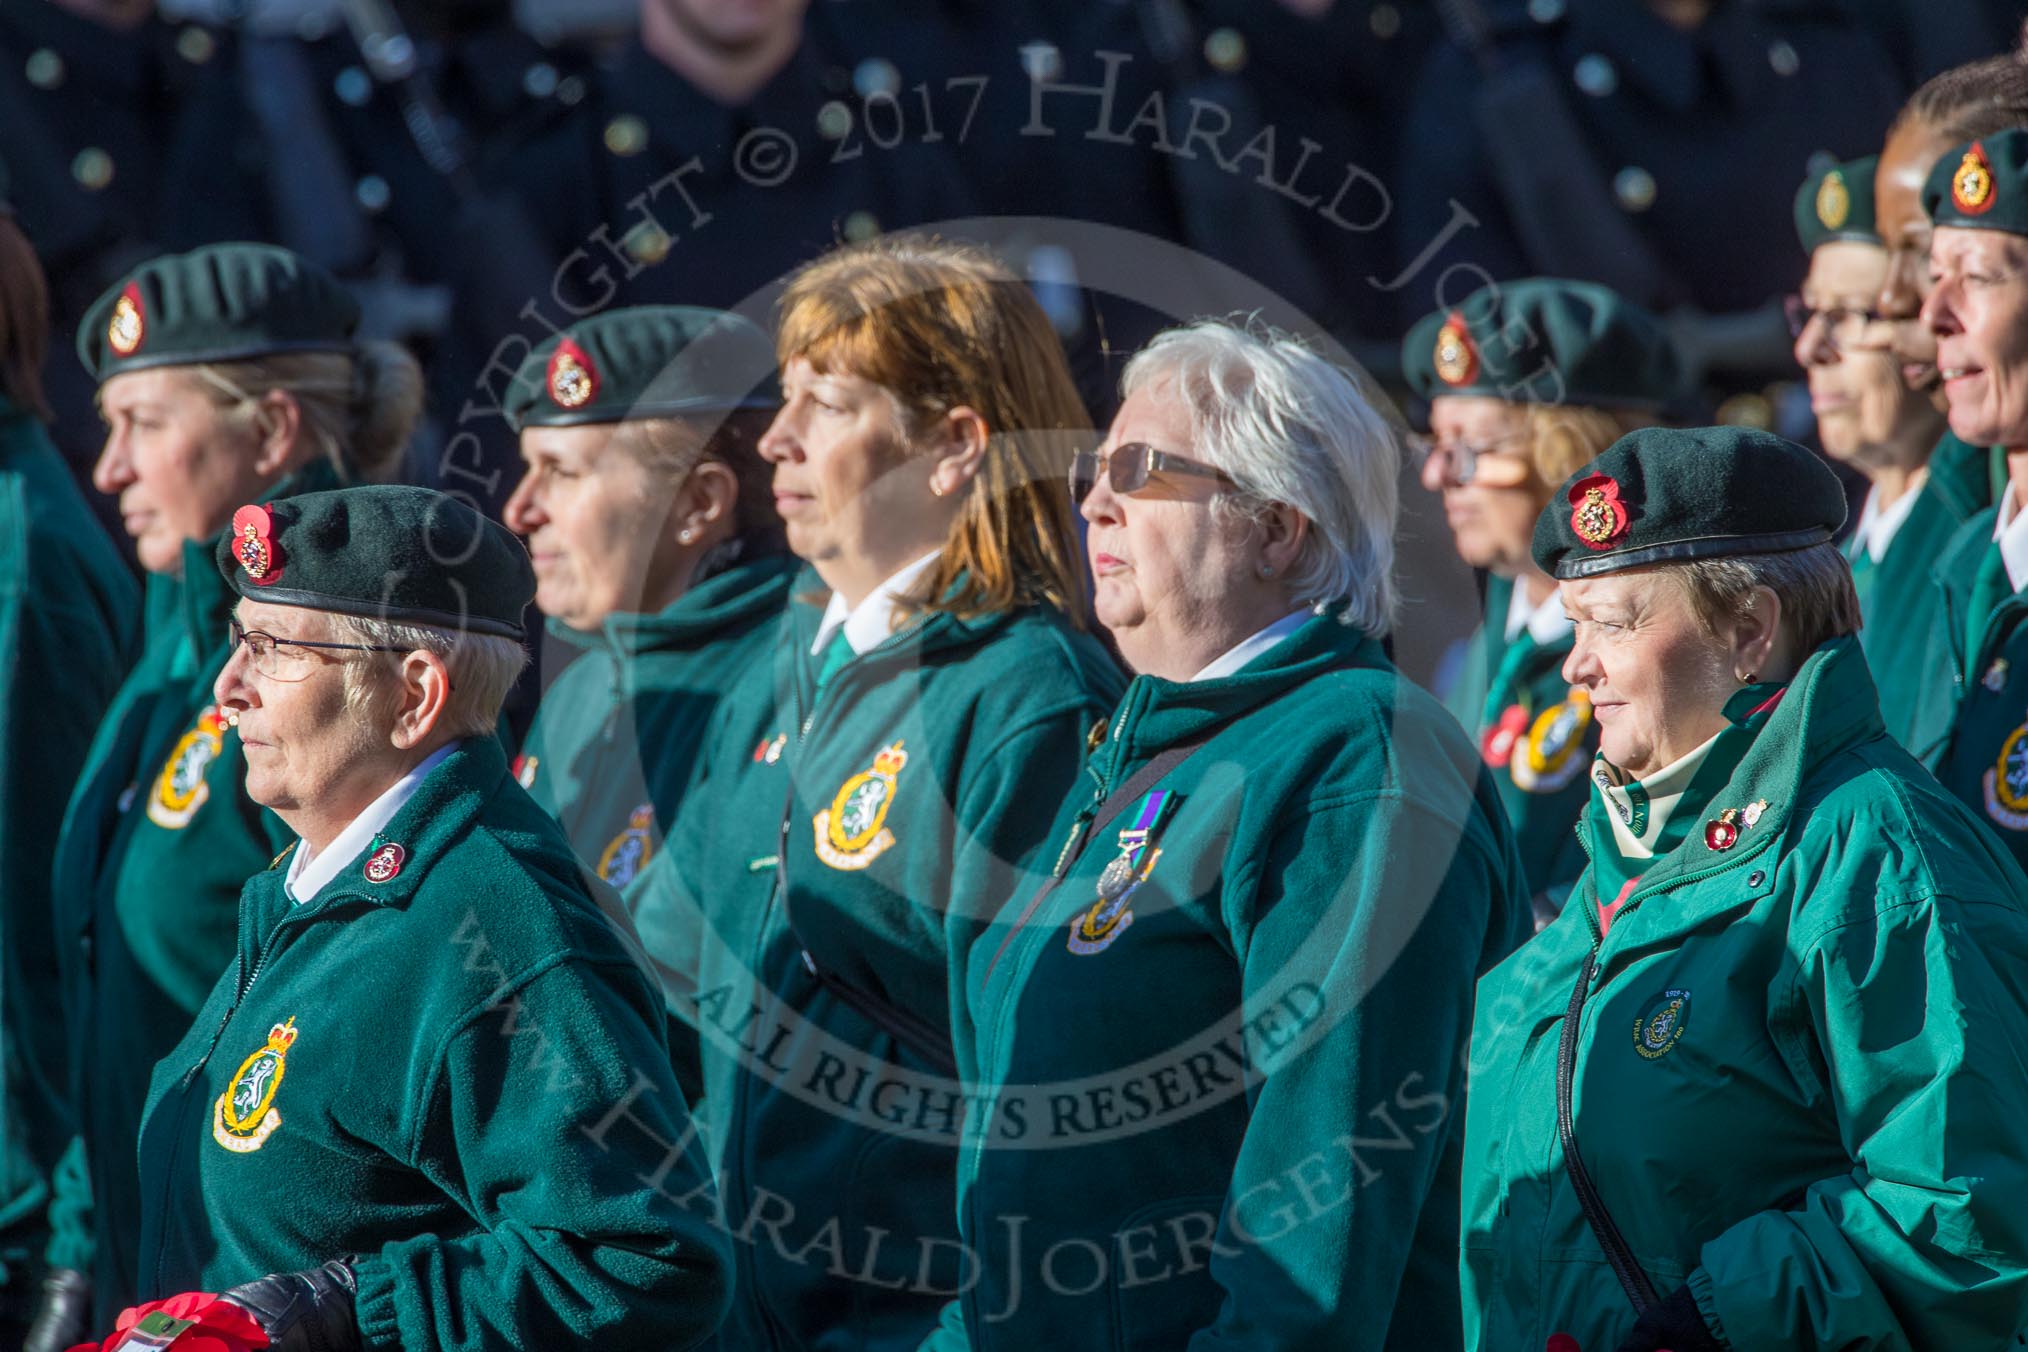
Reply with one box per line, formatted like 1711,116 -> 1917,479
1070,442 -> 1237,504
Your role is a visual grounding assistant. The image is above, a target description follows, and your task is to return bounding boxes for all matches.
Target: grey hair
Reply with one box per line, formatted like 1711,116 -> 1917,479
335,616 -> 528,739
1672,542 -> 1861,656
1121,318 -> 1401,635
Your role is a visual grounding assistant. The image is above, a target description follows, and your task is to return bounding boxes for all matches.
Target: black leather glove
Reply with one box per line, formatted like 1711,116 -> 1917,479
220,1258 -> 360,1352
21,1267 -> 91,1352
1613,1283 -> 1726,1352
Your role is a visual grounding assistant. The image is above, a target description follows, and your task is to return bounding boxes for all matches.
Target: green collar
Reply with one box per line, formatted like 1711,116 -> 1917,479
1924,431 -> 2003,522
1091,611 -> 1386,787
544,550 -> 797,662
1586,637 -> 1884,915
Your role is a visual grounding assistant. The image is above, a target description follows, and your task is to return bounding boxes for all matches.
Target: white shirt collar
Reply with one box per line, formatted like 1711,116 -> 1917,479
1592,725 -> 1725,861
1503,577 -> 1575,646
285,742 -> 459,904
1849,473 -> 1927,566
1994,484 -> 2028,593
811,552 -> 941,657
1190,610 -> 1310,682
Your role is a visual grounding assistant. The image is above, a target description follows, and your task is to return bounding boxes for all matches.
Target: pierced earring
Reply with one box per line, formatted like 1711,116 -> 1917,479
679,529 -> 694,544
1259,563 -> 1276,579
1739,670 -> 1757,685
931,481 -> 948,499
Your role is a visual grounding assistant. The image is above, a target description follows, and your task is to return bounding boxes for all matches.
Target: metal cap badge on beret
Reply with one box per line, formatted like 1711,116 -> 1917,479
1923,129 -> 2028,235
503,306 -> 779,431
1531,426 -> 1847,580
1401,278 -> 1683,411
78,243 -> 360,381
1794,155 -> 1880,253
216,485 -> 534,640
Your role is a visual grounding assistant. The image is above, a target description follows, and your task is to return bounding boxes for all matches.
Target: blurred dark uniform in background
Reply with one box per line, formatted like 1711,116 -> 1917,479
1393,0 -> 1906,406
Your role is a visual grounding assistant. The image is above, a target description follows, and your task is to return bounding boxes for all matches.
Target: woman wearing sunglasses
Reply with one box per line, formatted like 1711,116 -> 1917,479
29,243 -> 421,1348
927,319 -> 1530,1351
1406,278 -> 1681,925
631,235 -> 1123,1350
1790,156 -> 1968,760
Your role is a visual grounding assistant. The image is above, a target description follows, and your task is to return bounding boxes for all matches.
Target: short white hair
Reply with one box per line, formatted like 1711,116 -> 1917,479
336,615 -> 527,739
1121,319 -> 1400,635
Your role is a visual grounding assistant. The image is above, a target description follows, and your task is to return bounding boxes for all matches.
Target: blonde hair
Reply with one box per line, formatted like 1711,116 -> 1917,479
775,235 -> 1091,627
188,341 -> 423,482
1524,405 -> 1656,492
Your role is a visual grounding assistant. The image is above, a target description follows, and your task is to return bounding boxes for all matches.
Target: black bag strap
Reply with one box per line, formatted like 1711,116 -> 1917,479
1557,946 -> 1661,1313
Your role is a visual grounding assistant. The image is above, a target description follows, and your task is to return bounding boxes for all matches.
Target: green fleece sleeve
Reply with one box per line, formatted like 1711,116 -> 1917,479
349,959 -> 731,1352
1188,793 -> 1513,1352
42,1136 -> 92,1273
1695,894 -> 2028,1349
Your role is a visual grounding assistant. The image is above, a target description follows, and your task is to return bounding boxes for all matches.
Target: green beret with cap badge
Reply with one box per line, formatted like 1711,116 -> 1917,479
1531,425 -> 1847,580
1795,155 -> 1880,252
78,242 -> 359,381
504,305 -> 779,431
1923,128 -> 2028,235
217,484 -> 534,641
1402,277 -> 1683,411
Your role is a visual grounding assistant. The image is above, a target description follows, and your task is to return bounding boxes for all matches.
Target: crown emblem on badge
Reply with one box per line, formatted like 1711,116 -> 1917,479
1816,171 -> 1850,231
871,743 -> 908,776
1568,474 -> 1629,550
1954,143 -> 1997,215
230,504 -> 282,584
547,338 -> 599,409
363,840 -> 406,884
1433,311 -> 1479,387
108,282 -> 146,357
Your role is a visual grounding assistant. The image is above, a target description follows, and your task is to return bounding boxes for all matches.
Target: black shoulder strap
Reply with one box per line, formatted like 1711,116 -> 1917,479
1557,947 -> 1661,1313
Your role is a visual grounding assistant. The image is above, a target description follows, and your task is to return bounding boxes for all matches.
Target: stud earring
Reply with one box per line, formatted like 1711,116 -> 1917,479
679,528 -> 694,544
1259,563 -> 1276,579
931,481 -> 947,499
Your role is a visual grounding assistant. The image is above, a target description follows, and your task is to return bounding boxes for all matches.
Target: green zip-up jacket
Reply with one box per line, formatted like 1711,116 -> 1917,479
134,737 -> 731,1351
518,552 -> 796,894
926,614 -> 1528,1351
1445,575 -> 1592,922
1929,488 -> 2028,876
637,576 -> 1122,1350
1463,637 -> 2028,1351
1850,431 -> 1994,761
47,463 -> 333,1316
0,408 -> 138,1274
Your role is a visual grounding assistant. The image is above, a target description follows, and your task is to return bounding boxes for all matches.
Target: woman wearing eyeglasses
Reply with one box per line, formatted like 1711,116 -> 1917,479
1406,278 -> 1681,925
1791,157 -> 1965,758
924,317 -> 1529,1351
28,243 -> 421,1348
629,235 -> 1123,1351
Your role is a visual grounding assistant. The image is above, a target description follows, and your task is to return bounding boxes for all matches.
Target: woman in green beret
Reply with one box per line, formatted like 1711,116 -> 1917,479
630,236 -> 1122,1350
0,195 -> 139,1344
502,306 -> 793,1097
1790,156 -> 1964,755
1464,426 -> 2028,1352
1406,277 -> 1680,925
927,319 -> 1528,1350
1919,128 -> 2028,878
31,242 -> 423,1345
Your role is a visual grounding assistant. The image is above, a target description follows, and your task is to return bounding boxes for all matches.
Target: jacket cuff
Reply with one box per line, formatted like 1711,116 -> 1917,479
1685,1266 -> 1732,1349
350,1252 -> 402,1352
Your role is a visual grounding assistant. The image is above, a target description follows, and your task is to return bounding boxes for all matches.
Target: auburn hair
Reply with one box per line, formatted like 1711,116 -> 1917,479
775,235 -> 1092,627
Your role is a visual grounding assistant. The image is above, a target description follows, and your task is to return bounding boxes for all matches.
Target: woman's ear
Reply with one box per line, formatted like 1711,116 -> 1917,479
389,649 -> 453,750
927,406 -> 990,499
673,460 -> 738,543
250,390 -> 305,476
1258,503 -> 1310,580
1732,584 -> 1785,681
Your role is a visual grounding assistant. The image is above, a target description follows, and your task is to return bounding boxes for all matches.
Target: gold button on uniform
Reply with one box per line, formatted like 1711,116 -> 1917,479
604,114 -> 647,157
176,27 -> 215,65
1613,166 -> 1657,212
624,221 -> 671,265
1203,28 -> 1247,73
843,210 -> 881,242
73,149 -> 114,192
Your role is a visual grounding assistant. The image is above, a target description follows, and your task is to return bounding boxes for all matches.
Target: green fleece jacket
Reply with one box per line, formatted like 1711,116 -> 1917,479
631,575 -> 1122,1350
134,737 -> 731,1351
0,407 -> 137,1281
932,613 -> 1529,1350
1463,637 -> 2028,1351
